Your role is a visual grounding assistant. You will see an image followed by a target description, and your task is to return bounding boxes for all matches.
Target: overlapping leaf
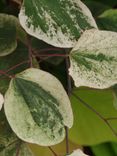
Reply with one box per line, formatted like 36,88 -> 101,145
0,14 -> 26,56
0,42 -> 29,94
69,29 -> 117,89
4,68 -> 73,146
19,0 -> 97,48
0,135 -> 34,156
97,9 -> 117,32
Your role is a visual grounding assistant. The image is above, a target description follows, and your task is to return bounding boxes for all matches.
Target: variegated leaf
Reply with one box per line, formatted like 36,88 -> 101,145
0,93 -> 4,110
0,139 -> 34,156
0,14 -> 26,56
0,14 -> 17,56
4,68 -> 73,146
69,29 -> 117,89
19,0 -> 97,48
68,149 -> 89,156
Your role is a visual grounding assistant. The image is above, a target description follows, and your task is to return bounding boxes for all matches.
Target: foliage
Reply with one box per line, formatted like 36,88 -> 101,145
0,0 -> 117,155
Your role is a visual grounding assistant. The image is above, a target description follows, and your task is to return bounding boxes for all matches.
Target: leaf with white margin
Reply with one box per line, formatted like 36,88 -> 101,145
0,14 -> 27,57
19,0 -> 97,48
4,68 -> 73,146
68,149 -> 89,156
69,29 -> 117,89
0,14 -> 18,56
0,93 -> 4,110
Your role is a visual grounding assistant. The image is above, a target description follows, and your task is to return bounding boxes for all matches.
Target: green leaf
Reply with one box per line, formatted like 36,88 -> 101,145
69,88 -> 117,145
4,68 -> 73,146
0,42 -> 29,94
0,13 -> 27,56
0,14 -> 18,56
0,93 -> 4,110
92,0 -> 117,7
0,113 -> 34,156
91,142 -> 116,156
19,0 -> 97,48
69,29 -> 117,89
68,149 -> 88,156
0,136 -> 34,156
97,9 -> 117,32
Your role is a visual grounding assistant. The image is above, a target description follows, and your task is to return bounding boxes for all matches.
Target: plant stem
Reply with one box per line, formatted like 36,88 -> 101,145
0,70 -> 14,79
27,36 -> 33,67
15,141 -> 22,156
0,60 -> 30,80
48,146 -> 58,156
5,60 -> 30,73
65,52 -> 72,155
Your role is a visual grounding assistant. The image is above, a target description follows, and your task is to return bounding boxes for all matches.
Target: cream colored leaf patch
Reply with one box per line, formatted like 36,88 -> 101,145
4,68 -> 73,146
0,93 -> 4,110
69,29 -> 117,89
19,0 -> 97,48
68,149 -> 89,156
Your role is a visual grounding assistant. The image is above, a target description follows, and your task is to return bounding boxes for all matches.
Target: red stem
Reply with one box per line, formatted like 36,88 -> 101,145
5,60 -> 30,73
0,60 -> 30,80
0,70 -> 14,79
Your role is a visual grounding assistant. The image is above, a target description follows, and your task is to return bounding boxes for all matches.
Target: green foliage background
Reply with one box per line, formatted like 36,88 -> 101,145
0,0 -> 117,155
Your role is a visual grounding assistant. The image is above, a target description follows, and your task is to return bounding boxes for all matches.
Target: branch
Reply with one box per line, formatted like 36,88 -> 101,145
48,147 -> 58,156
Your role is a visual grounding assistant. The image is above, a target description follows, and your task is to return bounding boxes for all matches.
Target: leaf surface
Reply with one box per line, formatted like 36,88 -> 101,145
69,29 -> 117,89
69,88 -> 117,145
4,68 -> 73,146
19,0 -> 97,48
0,42 -> 29,94
0,93 -> 4,110
97,9 -> 117,32
0,13 -> 27,56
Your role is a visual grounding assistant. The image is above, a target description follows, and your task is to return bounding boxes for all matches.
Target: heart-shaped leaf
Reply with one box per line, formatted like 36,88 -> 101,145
69,29 -> 117,89
19,0 -> 97,48
4,68 -> 73,146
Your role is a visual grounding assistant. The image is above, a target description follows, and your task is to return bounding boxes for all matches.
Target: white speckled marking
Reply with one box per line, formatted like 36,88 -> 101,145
69,29 -> 117,89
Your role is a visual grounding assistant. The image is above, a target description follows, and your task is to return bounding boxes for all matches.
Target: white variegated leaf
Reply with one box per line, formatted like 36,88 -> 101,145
0,93 -> 4,110
68,149 -> 89,156
69,29 -> 117,89
19,0 -> 97,48
4,68 -> 73,146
